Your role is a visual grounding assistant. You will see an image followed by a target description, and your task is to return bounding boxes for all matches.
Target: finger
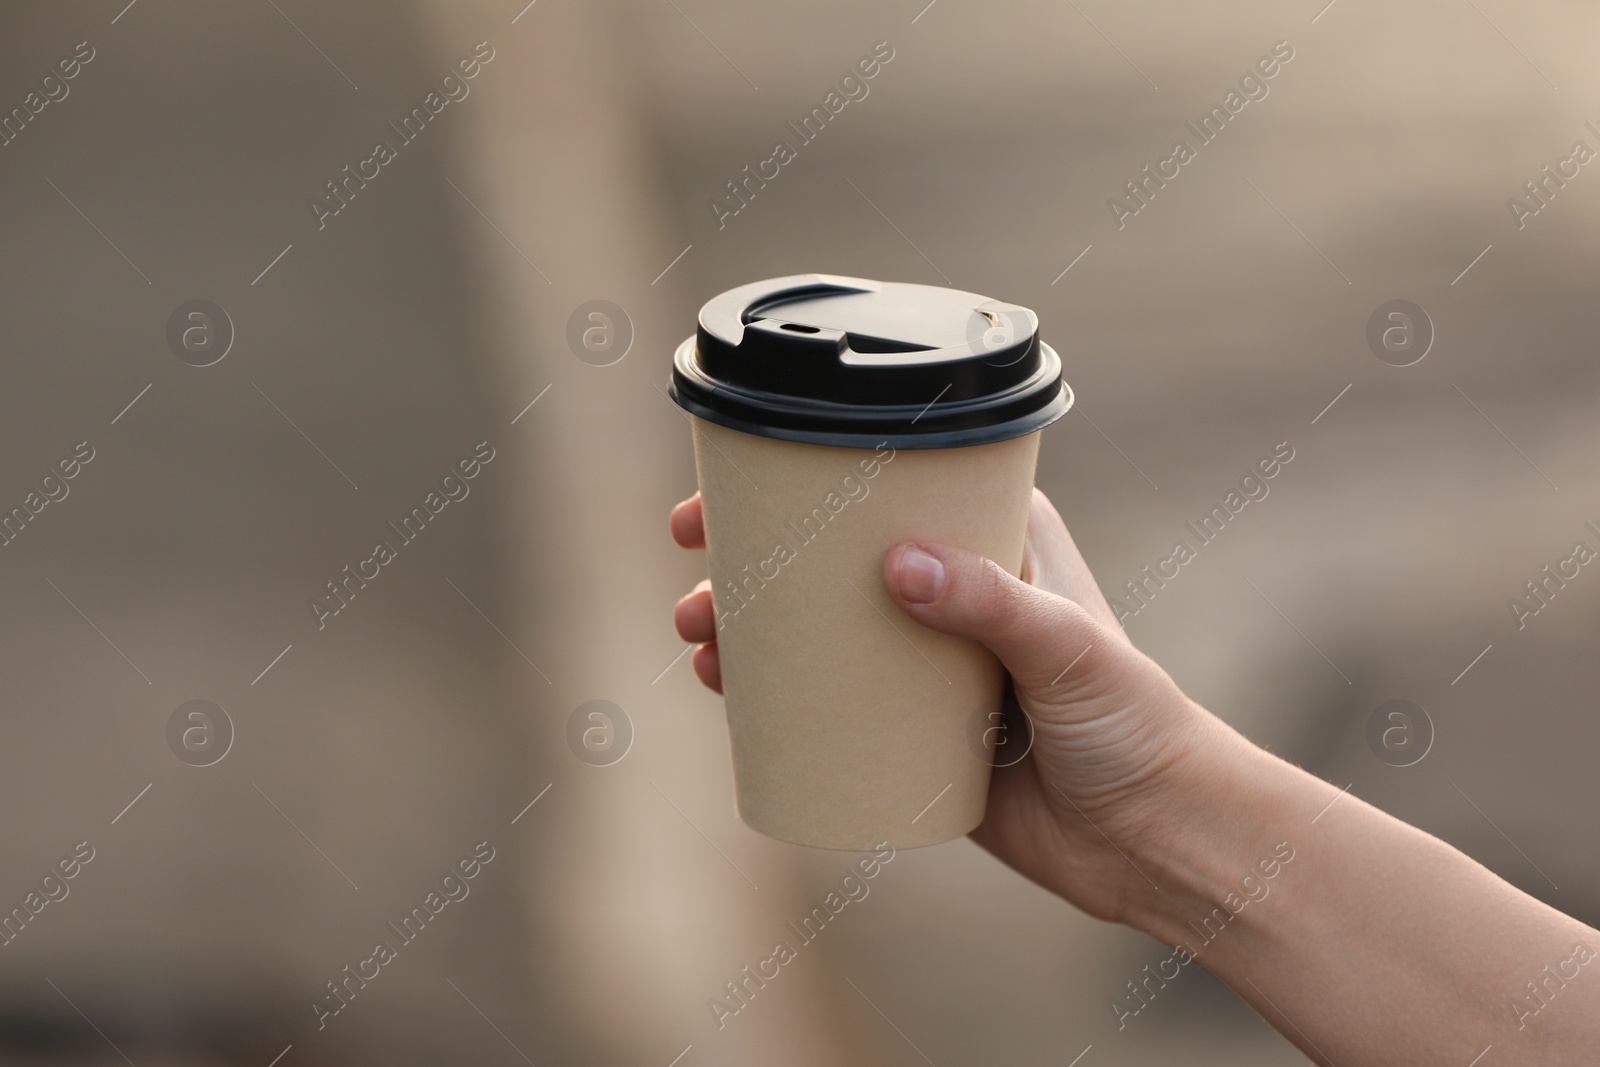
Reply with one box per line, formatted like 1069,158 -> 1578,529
691,642 -> 722,693
1021,488 -> 1132,643
670,493 -> 705,549
674,581 -> 716,644
882,540 -> 1129,693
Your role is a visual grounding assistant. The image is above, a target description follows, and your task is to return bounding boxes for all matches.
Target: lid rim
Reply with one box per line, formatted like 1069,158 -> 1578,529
671,336 -> 1073,449
670,380 -> 1073,450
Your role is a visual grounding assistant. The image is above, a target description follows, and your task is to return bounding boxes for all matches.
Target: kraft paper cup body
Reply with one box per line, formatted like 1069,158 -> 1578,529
692,415 -> 1040,850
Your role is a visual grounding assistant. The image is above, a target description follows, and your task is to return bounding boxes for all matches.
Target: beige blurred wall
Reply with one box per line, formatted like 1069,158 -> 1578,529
0,0 -> 1596,1064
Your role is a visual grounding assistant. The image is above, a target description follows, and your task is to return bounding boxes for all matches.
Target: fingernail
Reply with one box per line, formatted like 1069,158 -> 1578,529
896,547 -> 946,604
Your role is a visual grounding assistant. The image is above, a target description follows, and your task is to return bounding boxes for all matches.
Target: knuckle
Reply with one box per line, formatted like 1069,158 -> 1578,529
1046,601 -> 1120,688
969,556 -> 1023,631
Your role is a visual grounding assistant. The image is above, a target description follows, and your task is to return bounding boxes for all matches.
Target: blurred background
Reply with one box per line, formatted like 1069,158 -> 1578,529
0,0 -> 1596,1063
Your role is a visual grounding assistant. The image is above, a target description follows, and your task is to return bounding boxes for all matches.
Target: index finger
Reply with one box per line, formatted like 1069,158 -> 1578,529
670,492 -> 706,549
1020,488 -> 1132,645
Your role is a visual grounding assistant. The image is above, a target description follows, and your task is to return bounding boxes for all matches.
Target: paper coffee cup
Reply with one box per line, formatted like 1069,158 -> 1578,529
670,274 -> 1072,850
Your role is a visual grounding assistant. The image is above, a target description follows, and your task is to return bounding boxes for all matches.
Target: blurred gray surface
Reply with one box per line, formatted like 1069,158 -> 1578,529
0,0 -> 1595,1063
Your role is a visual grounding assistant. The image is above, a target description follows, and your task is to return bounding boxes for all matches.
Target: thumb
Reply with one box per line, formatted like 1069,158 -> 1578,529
882,540 -> 1123,693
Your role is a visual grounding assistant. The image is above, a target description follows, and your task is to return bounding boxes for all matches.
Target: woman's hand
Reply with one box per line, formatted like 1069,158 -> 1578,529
669,487 -> 1238,924
673,486 -> 1600,1066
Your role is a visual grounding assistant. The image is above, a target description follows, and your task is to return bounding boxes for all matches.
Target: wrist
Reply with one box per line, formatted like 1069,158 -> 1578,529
1106,708 -> 1329,946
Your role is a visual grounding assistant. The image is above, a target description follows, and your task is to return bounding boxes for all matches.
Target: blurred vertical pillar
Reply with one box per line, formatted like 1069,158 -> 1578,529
414,0 -> 862,1062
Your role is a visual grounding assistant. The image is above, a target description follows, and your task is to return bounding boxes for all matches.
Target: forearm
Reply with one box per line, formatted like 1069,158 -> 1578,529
862,509 -> 1599,1060
1119,714 -> 1600,1066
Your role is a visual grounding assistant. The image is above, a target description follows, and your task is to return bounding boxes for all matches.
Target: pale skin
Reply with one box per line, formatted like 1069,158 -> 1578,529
670,487 -> 1600,1066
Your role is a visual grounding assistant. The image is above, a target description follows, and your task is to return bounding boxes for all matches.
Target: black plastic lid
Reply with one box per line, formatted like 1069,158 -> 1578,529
668,273 -> 1072,449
